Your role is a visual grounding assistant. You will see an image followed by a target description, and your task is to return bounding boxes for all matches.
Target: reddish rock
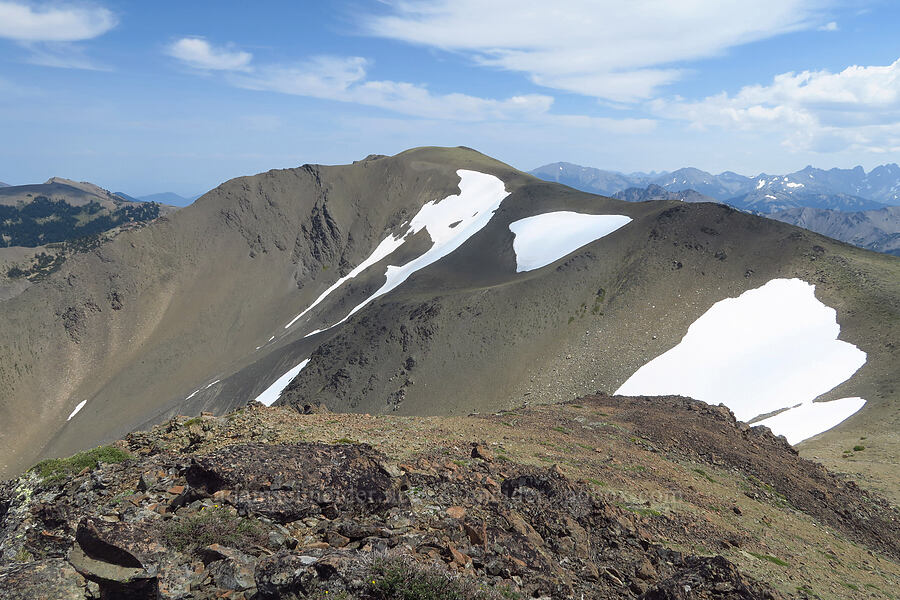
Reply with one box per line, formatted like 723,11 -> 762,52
446,505 -> 466,519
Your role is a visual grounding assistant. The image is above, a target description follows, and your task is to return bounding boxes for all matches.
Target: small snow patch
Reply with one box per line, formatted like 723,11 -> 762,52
66,400 -> 87,421
254,359 -> 311,407
508,211 -> 631,272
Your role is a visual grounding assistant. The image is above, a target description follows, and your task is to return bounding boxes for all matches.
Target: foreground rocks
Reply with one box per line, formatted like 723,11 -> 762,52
0,437 -> 783,599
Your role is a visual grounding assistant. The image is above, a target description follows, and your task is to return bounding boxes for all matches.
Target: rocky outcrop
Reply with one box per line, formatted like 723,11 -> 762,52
0,436 -> 784,599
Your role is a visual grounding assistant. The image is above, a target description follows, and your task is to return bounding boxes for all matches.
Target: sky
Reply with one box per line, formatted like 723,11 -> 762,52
0,0 -> 898,196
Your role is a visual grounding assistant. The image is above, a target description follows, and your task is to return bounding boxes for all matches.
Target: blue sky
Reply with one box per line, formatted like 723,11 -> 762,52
0,0 -> 898,196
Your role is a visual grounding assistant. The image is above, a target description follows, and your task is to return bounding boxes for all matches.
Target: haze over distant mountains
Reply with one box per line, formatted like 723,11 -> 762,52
531,162 -> 900,211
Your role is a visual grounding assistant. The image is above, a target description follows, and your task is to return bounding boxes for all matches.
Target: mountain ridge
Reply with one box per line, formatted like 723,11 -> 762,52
0,147 -> 897,511
531,161 -> 900,208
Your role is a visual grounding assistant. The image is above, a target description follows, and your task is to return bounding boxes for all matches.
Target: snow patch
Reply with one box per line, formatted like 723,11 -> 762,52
785,182 -> 804,188
285,170 -> 509,334
285,234 -> 406,329
66,400 -> 87,421
755,397 -> 866,444
254,359 -> 310,407
508,211 -> 631,272
615,278 -> 866,442
756,179 -> 766,189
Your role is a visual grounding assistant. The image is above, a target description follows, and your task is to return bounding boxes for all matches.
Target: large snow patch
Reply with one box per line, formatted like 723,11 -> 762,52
508,211 -> 631,272
615,278 -> 867,443
254,359 -> 310,407
285,169 -> 509,332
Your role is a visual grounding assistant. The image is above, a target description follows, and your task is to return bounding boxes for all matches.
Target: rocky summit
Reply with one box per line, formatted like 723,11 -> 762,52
1,395 -> 898,599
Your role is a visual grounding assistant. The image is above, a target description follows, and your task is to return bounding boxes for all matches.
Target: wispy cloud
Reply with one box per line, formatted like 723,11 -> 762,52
22,41 -> 110,70
652,58 -> 900,153
361,0 -> 834,103
0,1 -> 116,42
230,55 -> 555,121
818,21 -> 839,31
169,38 -> 652,132
166,37 -> 253,71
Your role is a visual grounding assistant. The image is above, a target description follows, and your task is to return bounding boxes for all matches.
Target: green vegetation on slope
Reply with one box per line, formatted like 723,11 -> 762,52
30,445 -> 132,482
0,196 -> 160,248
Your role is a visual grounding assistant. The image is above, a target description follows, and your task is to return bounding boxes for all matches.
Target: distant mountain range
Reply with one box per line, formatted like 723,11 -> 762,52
612,184 -> 717,204
531,162 -> 900,211
769,206 -> 900,256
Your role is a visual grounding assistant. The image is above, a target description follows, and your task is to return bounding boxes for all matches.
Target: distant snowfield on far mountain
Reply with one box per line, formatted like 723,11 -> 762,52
285,170 -> 509,333
616,278 -> 867,443
508,211 -> 631,272
254,359 -> 310,406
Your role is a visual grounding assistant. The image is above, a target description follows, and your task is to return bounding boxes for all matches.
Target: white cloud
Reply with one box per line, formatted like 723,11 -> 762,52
653,58 -> 900,153
819,21 -> 839,31
361,0 -> 833,102
231,55 -> 555,121
167,37 -> 253,71
0,1 -> 116,41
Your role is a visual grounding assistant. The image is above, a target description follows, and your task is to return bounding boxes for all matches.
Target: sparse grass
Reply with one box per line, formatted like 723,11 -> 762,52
692,468 -> 718,484
552,426 -> 570,435
368,556 -> 509,600
334,437 -> 358,444
748,552 -> 789,567
567,316 -> 575,324
162,506 -> 268,553
31,446 -> 132,482
588,478 -> 606,487
14,548 -> 33,563
841,582 -> 860,591
495,454 -> 511,462
182,417 -> 203,427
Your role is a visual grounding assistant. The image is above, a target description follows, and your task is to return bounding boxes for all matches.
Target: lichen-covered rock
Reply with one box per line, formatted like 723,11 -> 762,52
0,558 -> 89,600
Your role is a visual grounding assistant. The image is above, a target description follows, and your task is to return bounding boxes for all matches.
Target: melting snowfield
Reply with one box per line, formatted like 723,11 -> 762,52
284,169 -> 509,333
616,278 -> 867,443
508,211 -> 631,272
254,359 -> 310,407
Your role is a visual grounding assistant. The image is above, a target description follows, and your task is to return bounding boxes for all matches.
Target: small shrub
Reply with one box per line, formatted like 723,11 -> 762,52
852,445 -> 865,452
748,552 -> 789,567
162,507 -> 267,552
334,437 -> 358,445
31,446 -> 132,482
368,556 -> 506,600
182,417 -> 203,428
692,468 -> 718,484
